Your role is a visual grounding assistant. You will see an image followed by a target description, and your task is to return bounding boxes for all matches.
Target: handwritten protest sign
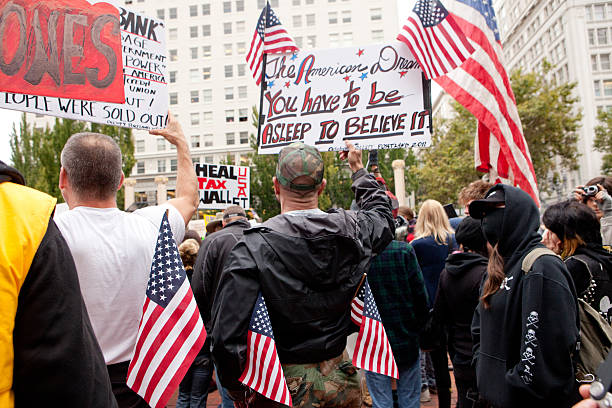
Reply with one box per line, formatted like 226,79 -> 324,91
0,6 -> 168,130
195,163 -> 250,210
258,42 -> 431,154
0,0 -> 124,103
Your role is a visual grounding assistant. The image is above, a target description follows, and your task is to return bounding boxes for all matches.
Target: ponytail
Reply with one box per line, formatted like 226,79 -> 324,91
481,244 -> 505,309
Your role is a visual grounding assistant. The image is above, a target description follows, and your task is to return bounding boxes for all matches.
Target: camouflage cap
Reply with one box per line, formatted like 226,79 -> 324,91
276,142 -> 324,192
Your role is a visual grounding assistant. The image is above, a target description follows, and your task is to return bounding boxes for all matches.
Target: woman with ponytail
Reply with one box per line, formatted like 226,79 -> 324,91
469,185 -> 579,408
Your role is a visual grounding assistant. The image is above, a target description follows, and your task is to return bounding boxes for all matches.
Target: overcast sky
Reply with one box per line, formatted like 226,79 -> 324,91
0,0 -> 414,164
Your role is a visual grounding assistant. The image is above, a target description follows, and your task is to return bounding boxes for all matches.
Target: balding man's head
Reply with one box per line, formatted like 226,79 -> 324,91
60,133 -> 123,201
222,205 -> 247,226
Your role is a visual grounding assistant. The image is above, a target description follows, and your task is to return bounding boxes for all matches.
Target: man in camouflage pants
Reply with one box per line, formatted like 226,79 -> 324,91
211,141 -> 394,407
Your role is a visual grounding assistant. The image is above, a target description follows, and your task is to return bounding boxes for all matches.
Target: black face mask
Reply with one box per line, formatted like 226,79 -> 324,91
481,207 -> 505,247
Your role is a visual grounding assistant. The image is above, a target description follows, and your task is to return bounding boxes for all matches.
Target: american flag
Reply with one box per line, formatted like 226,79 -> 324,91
351,279 -> 399,379
398,0 -> 540,206
246,2 -> 299,85
126,213 -> 207,408
397,0 -> 474,79
239,293 -> 292,406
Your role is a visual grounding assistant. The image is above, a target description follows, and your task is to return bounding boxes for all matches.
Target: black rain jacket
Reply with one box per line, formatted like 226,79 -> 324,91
471,184 -> 579,408
211,169 -> 394,393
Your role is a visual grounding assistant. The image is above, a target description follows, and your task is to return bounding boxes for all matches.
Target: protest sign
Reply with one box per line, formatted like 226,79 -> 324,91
0,0 -> 124,103
195,163 -> 250,210
258,42 -> 431,154
0,6 -> 168,130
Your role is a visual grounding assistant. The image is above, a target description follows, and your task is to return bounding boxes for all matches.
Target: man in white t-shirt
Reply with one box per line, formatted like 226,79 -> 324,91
55,113 -> 198,408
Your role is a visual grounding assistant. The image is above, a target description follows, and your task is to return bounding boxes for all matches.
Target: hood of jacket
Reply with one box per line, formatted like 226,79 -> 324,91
488,184 -> 542,268
575,242 -> 612,272
445,251 -> 488,276
0,160 -> 25,185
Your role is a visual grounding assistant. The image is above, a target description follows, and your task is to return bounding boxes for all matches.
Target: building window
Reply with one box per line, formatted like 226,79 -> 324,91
169,71 -> 177,83
203,112 -> 212,124
341,10 -> 351,23
202,3 -> 210,15
158,159 -> 166,173
223,1 -> 231,13
305,0 -> 314,4
204,155 -> 214,163
342,32 -> 352,46
190,26 -> 198,38
136,140 -> 145,153
328,12 -> 337,24
202,89 -> 212,103
169,7 -> 177,19
192,157 -> 200,165
239,108 -> 248,122
157,138 -> 166,151
189,5 -> 198,17
203,134 -> 213,147
593,54 -> 599,71
225,87 -> 234,100
191,135 -> 200,148
589,29 -> 595,46
602,54 -> 610,70
599,28 -> 608,45
295,36 -> 303,47
226,132 -> 235,145
236,0 -> 245,12
168,28 -> 177,40
191,90 -> 199,103
190,47 -> 198,59
329,33 -> 339,47
137,161 -> 144,174
202,24 -> 211,36
238,86 -> 247,99
225,65 -> 233,78
190,68 -> 199,82
236,20 -> 245,33
595,80 -> 602,96
237,64 -> 246,77
226,109 -> 235,122
237,42 -> 246,55
224,22 -> 232,34
370,8 -> 382,21
257,0 -> 265,7
306,14 -> 315,26
190,112 -> 200,125
169,49 -> 177,61
307,35 -> 316,48
202,67 -> 211,80
170,159 -> 177,171
202,45 -> 211,58
240,131 -> 248,144
224,44 -> 233,56
595,4 -> 605,20
294,15 -> 303,27
293,0 -> 300,5
605,79 -> 612,96
372,29 -> 384,42
169,92 -> 178,105
156,9 -> 164,19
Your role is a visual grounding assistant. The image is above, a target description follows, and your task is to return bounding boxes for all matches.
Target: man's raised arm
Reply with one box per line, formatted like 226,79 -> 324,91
149,112 -> 199,224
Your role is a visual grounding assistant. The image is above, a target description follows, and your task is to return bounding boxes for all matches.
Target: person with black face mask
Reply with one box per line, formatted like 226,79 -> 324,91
469,185 -> 580,408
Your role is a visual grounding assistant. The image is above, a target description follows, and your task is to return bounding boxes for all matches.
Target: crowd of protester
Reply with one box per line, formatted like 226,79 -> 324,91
2,114 -> 612,408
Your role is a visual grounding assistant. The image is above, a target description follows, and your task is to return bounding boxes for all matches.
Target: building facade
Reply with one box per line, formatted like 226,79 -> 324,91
496,0 -> 609,196
30,0 -> 399,209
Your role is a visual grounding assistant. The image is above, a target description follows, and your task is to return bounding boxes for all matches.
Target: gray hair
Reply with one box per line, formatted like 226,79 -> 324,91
60,132 -> 123,200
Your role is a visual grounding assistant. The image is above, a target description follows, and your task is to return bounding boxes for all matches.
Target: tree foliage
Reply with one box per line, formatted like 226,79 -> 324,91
594,109 -> 612,174
413,66 -> 581,204
10,114 -> 134,209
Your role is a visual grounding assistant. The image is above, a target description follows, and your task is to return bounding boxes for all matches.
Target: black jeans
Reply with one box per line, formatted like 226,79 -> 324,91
430,347 -> 451,408
107,361 -> 150,408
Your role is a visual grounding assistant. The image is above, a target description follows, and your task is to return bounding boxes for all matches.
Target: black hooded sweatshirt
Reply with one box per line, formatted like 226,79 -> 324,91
471,184 -> 579,408
434,251 -> 487,374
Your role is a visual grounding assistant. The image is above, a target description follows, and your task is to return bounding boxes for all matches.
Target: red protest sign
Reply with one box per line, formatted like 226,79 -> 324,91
0,0 -> 124,103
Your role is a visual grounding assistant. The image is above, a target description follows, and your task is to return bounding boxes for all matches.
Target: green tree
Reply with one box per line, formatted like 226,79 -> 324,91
594,109 -> 612,173
413,65 -> 582,204
10,116 -> 134,209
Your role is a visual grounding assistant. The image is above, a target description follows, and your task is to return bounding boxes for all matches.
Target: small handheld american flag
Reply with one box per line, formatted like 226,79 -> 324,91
127,213 -> 207,408
397,0 -> 474,79
351,279 -> 399,379
239,292 -> 292,406
246,1 -> 299,85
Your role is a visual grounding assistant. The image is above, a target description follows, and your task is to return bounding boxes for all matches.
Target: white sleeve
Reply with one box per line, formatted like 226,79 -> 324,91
134,205 -> 186,244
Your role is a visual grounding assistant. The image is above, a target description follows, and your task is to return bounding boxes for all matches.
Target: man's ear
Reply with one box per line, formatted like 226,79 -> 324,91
59,167 -> 68,190
117,172 -> 125,191
273,176 -> 281,196
317,179 -> 327,197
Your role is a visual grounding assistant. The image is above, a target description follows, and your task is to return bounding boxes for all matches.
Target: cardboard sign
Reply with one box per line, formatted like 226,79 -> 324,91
195,163 -> 250,210
0,6 -> 168,130
0,0 -> 124,103
258,42 -> 432,154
